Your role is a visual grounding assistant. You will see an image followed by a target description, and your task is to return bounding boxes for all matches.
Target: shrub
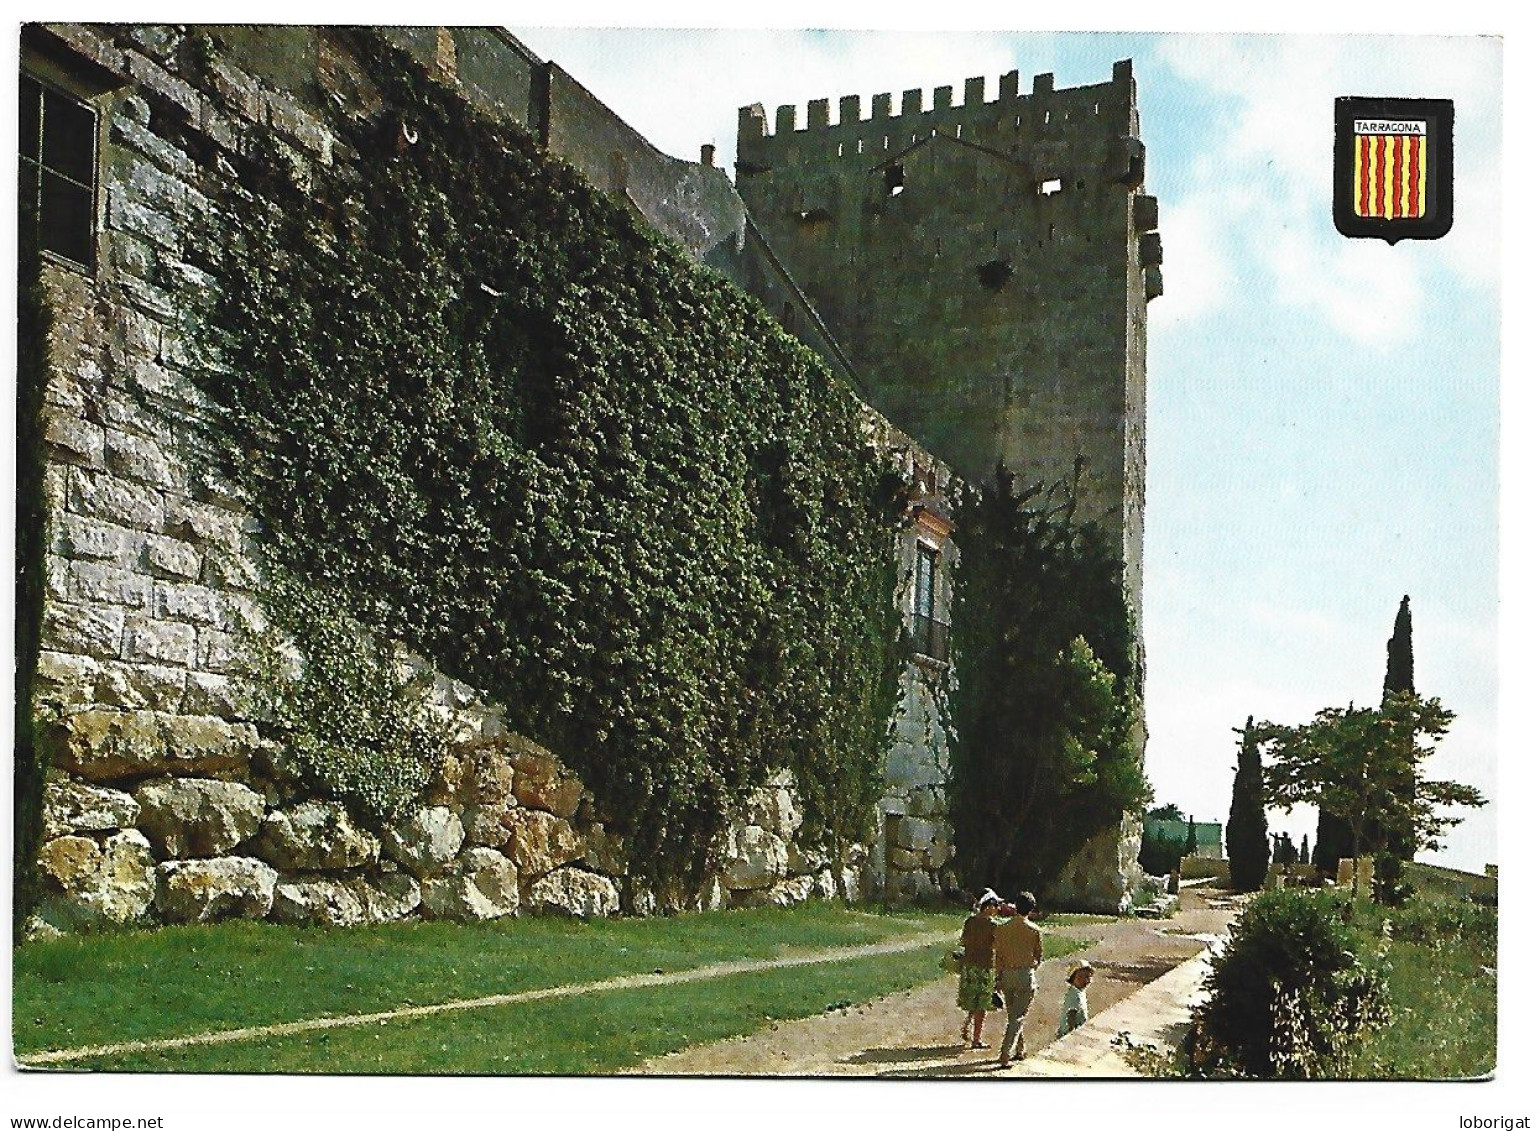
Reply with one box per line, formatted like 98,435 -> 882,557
1383,895 -> 1496,959
1193,888 -> 1390,1078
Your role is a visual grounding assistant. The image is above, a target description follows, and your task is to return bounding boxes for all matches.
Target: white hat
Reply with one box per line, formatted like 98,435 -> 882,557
974,888 -> 1002,912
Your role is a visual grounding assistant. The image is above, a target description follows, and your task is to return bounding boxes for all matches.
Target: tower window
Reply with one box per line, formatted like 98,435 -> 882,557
19,72 -> 99,271
1039,177 -> 1062,196
884,164 -> 905,196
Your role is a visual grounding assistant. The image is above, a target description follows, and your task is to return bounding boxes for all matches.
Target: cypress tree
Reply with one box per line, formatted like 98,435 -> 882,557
1227,717 -> 1271,891
1299,833 -> 1310,868
1184,817 -> 1198,857
1375,595 -> 1417,902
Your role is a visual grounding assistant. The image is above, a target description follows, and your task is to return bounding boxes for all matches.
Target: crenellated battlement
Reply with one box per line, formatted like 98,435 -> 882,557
738,60 -> 1135,172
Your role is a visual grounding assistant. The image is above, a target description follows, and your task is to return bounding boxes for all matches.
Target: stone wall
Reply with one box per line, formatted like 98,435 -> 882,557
22,23 -> 957,934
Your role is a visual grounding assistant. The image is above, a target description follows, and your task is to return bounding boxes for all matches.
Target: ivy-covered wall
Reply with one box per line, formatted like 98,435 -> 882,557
22,25 -> 954,929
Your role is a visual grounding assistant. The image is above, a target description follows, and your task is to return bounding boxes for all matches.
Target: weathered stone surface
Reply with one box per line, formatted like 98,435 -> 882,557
461,801 -> 514,847
153,580 -> 224,625
42,602 -> 125,657
887,845 -> 925,871
42,778 -> 141,839
45,413 -> 106,468
256,800 -> 379,871
123,615 -> 196,667
68,560 -> 151,610
59,514 -> 129,561
182,671 -> 247,718
423,748 -> 466,807
46,710 -> 261,781
502,808 -> 582,877
785,839 -> 828,877
720,825 -> 788,891
140,533 -> 203,580
527,867 -> 619,918
745,783 -> 802,836
270,876 -> 367,927
906,785 -> 948,818
95,660 -> 187,711
509,742 -> 583,819
1044,812 -> 1143,914
104,427 -> 178,487
164,496 -> 244,550
731,874 -> 815,909
924,840 -> 954,869
34,650 -> 103,706
155,856 -> 278,923
37,830 -> 156,927
421,848 -> 520,921
134,776 -> 266,858
380,806 -> 464,878
357,871 -> 421,922
70,468 -> 164,531
463,745 -> 514,805
890,817 -> 941,852
578,822 -> 628,876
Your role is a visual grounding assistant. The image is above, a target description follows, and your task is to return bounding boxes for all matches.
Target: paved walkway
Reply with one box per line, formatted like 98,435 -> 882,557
638,891 -> 1237,1077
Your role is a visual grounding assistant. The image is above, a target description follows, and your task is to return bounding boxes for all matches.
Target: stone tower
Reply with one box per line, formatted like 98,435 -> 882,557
736,61 -> 1160,612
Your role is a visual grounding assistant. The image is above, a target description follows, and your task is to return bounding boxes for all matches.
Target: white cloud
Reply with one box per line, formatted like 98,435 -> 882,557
1151,33 -> 1500,348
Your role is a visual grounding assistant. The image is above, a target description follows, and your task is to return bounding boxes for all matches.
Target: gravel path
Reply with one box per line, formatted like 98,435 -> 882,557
636,894 -> 1236,1078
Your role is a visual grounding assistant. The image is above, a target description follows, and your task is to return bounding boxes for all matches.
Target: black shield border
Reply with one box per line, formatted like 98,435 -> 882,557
1333,96 -> 1455,243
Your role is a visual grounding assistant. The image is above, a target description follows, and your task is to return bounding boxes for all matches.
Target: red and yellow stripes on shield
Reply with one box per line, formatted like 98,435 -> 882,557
1354,133 -> 1427,219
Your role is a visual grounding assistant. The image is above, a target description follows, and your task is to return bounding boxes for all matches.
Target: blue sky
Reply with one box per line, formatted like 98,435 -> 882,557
512,27 -> 1503,872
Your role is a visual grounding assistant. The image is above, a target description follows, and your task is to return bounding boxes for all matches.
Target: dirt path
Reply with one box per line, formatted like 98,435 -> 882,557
17,927 -> 956,1068
637,894 -> 1236,1078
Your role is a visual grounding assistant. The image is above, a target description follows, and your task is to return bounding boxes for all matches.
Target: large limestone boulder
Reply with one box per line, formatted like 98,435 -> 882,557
461,743 -> 515,806
719,825 -> 788,891
35,829 -> 156,927
745,783 -> 802,837
380,806 -> 464,878
134,777 -> 266,858
508,742 -> 583,819
155,856 -> 277,922
906,785 -> 948,818
527,867 -> 619,918
421,848 -> 521,921
785,839 -> 828,877
502,808 -> 582,877
270,876 -> 368,927
45,710 -> 263,781
731,874 -> 815,909
255,800 -> 379,871
462,801 -> 517,848
357,871 -> 422,922
42,778 -> 140,839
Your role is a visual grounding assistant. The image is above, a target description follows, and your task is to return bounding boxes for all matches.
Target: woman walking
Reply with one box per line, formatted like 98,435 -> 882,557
956,890 -> 1001,1048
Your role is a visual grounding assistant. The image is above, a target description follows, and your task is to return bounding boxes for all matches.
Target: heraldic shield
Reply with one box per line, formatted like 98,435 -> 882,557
1334,96 -> 1454,242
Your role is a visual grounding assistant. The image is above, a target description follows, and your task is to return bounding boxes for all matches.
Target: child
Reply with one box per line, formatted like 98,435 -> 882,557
1058,960 -> 1094,1037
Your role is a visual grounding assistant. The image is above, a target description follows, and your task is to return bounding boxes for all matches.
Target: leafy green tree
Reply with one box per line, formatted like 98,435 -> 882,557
1148,802 -> 1185,821
1227,717 -> 1270,891
948,465 -> 1149,895
1257,694 -> 1486,902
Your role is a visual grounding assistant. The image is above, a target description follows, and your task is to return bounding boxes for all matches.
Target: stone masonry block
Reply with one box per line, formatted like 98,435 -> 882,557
164,497 -> 245,550
110,114 -> 197,179
124,616 -> 197,667
141,533 -> 202,580
68,560 -> 152,609
95,660 -> 187,712
44,414 -> 105,468
106,185 -> 180,251
153,580 -> 224,626
34,651 -> 103,707
206,57 -> 265,121
70,468 -> 164,532
197,629 -> 244,675
58,514 -> 132,563
182,672 -> 248,719
123,49 -> 201,120
104,429 -> 180,488
41,604 -> 125,660
266,92 -> 334,162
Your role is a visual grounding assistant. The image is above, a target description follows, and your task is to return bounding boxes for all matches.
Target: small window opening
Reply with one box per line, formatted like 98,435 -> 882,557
884,164 -> 905,196
19,73 -> 98,271
837,142 -> 844,157
1094,101 -> 1101,115
955,124 -> 963,138
1043,110 -> 1050,124
977,258 -> 1013,291
1039,177 -> 1062,196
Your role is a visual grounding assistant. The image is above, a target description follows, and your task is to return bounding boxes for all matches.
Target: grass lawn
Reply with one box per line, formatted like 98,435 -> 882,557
15,903 -> 1093,1073
1329,899 -> 1497,1080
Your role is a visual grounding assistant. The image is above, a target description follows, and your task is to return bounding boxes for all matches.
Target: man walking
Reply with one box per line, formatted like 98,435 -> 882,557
993,890 -> 1043,1066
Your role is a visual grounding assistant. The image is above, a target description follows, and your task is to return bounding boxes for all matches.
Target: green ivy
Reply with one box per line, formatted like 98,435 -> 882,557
236,573 -> 447,827
186,31 -> 905,890
945,465 -> 1150,896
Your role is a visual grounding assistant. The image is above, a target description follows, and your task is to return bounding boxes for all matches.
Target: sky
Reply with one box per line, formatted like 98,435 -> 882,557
510,26 -> 1504,872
